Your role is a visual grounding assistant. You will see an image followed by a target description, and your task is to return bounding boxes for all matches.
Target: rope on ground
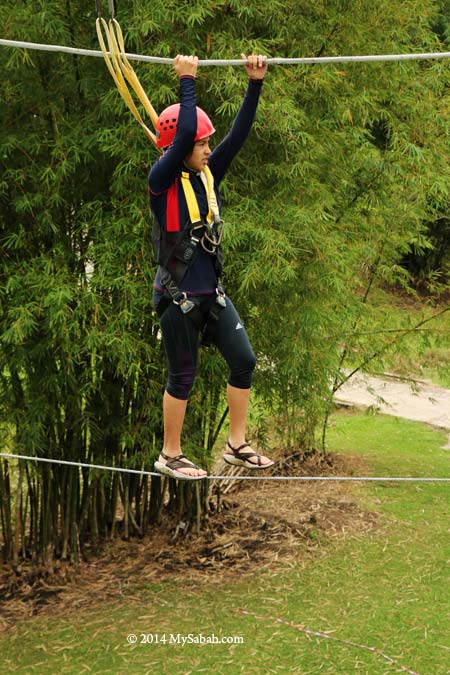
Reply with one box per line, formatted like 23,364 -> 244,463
2,38 -> 450,66
1,452 -> 450,483
237,609 -> 422,675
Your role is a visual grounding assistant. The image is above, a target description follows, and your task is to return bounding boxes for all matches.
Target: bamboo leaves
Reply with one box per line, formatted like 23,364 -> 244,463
1,0 -> 450,567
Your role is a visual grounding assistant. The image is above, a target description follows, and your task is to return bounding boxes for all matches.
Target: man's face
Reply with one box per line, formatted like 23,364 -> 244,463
185,137 -> 212,172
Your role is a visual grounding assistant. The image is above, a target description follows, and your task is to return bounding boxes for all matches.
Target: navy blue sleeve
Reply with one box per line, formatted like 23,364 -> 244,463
208,79 -> 263,185
148,76 -> 197,194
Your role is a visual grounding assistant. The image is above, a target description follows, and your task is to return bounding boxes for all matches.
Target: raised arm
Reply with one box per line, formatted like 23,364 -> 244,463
209,54 -> 268,185
148,55 -> 199,194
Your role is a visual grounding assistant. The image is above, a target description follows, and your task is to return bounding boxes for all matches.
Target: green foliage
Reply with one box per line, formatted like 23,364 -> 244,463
1,0 -> 450,564
217,0 -> 450,449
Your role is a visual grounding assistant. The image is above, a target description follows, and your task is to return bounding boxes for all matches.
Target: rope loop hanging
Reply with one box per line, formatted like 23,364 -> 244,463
95,5 -> 160,147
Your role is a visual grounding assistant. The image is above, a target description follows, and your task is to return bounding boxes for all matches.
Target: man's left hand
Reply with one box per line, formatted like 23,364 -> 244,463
241,53 -> 268,80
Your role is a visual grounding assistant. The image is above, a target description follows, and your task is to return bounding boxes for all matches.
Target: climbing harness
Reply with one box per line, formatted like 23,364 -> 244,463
182,165 -> 225,253
152,165 -> 224,278
154,164 -> 227,344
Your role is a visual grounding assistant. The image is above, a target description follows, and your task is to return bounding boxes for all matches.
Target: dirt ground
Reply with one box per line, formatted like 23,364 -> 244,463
0,452 -> 379,633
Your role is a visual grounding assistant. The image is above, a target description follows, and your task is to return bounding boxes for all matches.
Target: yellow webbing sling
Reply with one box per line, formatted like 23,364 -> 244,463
181,166 -> 219,225
96,17 -> 159,149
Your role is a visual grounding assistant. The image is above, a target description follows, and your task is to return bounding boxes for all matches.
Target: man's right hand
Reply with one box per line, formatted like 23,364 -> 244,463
173,54 -> 198,78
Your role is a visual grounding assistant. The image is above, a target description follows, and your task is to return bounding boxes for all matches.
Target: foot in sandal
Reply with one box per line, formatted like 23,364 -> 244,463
154,450 -> 207,480
223,440 -> 275,470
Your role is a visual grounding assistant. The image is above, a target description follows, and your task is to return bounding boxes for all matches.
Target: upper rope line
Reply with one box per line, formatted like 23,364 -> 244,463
1,452 -> 450,483
2,38 -> 450,66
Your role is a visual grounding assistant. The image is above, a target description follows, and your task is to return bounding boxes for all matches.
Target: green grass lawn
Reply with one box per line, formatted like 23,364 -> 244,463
1,412 -> 449,675
361,289 -> 450,388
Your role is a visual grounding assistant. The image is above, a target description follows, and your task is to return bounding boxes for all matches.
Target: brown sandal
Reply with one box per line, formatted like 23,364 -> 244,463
154,451 -> 207,480
223,441 -> 275,470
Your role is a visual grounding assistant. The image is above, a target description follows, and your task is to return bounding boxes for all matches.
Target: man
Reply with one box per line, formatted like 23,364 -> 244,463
149,53 -> 274,479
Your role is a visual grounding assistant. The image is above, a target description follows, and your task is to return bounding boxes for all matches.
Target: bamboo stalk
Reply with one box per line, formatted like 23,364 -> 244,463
121,476 -> 129,539
62,469 -> 72,560
0,459 -> 13,561
141,474 -> 149,531
110,473 -> 119,539
89,478 -> 99,544
71,468 -> 80,561
30,469 -> 39,563
195,483 -> 201,535
13,461 -> 24,566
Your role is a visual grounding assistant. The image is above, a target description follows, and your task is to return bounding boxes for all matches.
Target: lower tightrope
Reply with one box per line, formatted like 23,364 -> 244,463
0,452 -> 449,483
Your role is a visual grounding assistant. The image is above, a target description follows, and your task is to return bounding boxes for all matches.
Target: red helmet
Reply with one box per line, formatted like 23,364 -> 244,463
156,104 -> 215,148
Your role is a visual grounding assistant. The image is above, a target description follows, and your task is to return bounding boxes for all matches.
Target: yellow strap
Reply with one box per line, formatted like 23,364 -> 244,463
201,166 -> 220,223
181,166 -> 219,225
96,18 -> 159,149
109,20 -> 159,129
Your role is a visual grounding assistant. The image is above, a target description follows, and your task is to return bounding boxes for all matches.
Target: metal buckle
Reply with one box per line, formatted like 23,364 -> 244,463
173,293 -> 195,314
189,223 -> 205,245
216,288 -> 226,308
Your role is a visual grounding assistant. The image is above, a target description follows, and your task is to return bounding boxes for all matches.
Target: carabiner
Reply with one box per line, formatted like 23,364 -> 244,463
201,219 -> 224,252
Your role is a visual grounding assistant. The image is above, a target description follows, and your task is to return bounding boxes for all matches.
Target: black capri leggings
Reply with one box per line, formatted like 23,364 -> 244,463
155,293 -> 256,400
